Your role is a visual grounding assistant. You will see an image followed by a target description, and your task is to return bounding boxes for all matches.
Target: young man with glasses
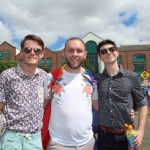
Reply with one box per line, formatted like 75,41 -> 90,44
92,39 -> 147,150
0,34 -> 46,150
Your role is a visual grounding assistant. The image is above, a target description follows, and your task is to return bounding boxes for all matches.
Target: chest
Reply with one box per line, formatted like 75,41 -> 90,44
98,76 -> 133,97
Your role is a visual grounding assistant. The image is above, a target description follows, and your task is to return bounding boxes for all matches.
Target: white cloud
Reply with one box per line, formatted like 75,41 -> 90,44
0,0 -> 150,49
0,21 -> 12,44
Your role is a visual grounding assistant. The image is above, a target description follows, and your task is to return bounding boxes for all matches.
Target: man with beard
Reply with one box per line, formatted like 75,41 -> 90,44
44,37 -> 97,150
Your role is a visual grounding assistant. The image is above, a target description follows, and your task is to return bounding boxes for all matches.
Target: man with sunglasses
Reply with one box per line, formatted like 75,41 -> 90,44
92,39 -> 147,150
0,34 -> 46,150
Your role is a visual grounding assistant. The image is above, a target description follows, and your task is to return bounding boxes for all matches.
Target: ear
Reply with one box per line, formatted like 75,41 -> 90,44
39,51 -> 44,58
98,55 -> 102,61
62,49 -> 65,58
84,51 -> 87,59
117,50 -> 119,57
20,50 -> 23,58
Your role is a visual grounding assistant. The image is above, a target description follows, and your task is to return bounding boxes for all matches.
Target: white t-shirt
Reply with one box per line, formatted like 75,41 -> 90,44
44,70 -> 97,146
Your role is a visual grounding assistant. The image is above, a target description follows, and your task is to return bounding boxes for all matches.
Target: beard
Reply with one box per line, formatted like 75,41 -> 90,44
65,57 -> 84,69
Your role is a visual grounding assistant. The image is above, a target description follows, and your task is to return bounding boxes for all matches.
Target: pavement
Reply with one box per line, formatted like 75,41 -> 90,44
134,113 -> 150,150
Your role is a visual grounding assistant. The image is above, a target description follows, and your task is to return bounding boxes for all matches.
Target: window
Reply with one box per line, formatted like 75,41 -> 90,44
40,58 -> 45,66
85,41 -> 98,73
47,58 -> 52,66
19,59 -> 23,63
85,41 -> 97,53
133,64 -> 146,82
0,51 -> 4,59
117,55 -> 122,63
62,57 -> 66,65
86,53 -> 98,73
6,50 -> 10,59
133,64 -> 146,73
132,54 -> 146,62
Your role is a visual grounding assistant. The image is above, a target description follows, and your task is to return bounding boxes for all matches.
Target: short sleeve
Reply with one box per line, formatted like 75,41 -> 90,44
44,73 -> 53,99
92,82 -> 98,100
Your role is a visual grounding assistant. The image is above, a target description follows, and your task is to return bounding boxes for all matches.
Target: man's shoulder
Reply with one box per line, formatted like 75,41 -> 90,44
0,67 -> 16,77
37,68 -> 47,75
94,72 -> 103,79
123,69 -> 138,77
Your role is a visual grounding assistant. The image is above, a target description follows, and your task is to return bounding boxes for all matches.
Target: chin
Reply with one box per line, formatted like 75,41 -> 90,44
26,61 -> 38,65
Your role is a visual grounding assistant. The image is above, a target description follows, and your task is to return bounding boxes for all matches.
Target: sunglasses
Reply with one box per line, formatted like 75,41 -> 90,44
23,47 -> 42,55
100,47 -> 116,55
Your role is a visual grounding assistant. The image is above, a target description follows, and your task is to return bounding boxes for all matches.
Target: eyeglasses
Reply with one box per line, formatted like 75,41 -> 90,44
23,47 -> 42,55
100,47 -> 116,55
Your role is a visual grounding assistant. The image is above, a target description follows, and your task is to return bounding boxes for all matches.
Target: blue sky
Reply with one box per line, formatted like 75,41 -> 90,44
0,0 -> 150,50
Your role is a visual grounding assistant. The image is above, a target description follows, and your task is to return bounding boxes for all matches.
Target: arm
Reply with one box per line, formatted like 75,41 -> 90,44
91,82 -> 99,111
0,102 -> 5,113
44,99 -> 51,109
43,73 -> 53,109
133,106 -> 147,148
0,73 -> 6,113
131,75 -> 147,148
130,109 -> 135,120
92,100 -> 99,111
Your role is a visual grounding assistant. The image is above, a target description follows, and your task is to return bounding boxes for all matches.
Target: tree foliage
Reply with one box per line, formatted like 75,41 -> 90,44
82,58 -> 95,74
38,66 -> 51,73
0,60 -> 18,73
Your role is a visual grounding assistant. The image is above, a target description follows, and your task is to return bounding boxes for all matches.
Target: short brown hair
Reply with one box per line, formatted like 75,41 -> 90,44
97,39 -> 117,56
64,37 -> 85,50
21,34 -> 44,50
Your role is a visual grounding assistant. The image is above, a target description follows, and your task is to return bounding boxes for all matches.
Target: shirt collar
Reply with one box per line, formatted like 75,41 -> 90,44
102,65 -> 124,77
16,63 -> 40,77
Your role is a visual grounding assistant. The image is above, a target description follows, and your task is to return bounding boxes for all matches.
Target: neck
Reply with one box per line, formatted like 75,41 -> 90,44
20,63 -> 37,78
105,62 -> 119,76
64,65 -> 83,73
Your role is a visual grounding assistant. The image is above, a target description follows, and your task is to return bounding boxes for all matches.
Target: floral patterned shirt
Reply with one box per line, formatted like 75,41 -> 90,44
44,69 -> 97,146
0,64 -> 47,133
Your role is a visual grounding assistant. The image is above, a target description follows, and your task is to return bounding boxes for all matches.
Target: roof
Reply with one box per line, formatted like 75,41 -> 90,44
0,41 -> 16,48
118,44 -> 150,51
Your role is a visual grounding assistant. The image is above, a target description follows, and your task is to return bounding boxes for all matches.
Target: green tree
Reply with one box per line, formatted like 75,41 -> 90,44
0,60 -> 18,73
38,66 -> 51,73
82,58 -> 95,74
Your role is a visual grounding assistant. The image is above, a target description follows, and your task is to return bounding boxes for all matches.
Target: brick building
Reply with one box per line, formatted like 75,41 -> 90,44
0,41 -> 20,61
0,32 -> 150,84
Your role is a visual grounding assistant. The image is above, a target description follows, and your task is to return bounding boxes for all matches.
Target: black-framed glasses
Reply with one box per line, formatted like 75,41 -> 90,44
100,47 -> 116,55
23,47 -> 42,55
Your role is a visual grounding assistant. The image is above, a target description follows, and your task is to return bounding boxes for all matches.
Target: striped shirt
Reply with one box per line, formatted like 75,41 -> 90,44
95,65 -> 147,130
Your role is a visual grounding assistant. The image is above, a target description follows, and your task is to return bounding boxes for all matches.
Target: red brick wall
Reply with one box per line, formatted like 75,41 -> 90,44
56,50 -> 63,69
119,50 -> 150,82
0,42 -> 16,61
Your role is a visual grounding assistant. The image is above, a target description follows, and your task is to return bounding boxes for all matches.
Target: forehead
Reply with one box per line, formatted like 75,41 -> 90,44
23,40 -> 42,49
100,44 -> 114,50
66,40 -> 85,50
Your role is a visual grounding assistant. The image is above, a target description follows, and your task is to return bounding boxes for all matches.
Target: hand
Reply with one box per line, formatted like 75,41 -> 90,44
130,109 -> 135,120
133,129 -> 144,148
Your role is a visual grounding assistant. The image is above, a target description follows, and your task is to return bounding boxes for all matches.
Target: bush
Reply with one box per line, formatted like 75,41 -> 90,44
82,58 -> 95,74
0,60 -> 18,73
38,66 -> 51,73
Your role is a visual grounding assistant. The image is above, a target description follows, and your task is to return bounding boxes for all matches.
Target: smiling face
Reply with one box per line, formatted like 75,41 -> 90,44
63,39 -> 87,72
20,40 -> 44,66
98,43 -> 119,65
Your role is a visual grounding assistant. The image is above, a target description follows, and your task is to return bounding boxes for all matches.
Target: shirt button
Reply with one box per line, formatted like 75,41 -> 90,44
111,110 -> 112,113
110,88 -> 111,90
110,99 -> 111,100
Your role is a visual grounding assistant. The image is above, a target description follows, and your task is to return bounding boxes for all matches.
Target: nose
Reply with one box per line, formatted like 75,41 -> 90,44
72,50 -> 78,56
30,49 -> 35,54
107,49 -> 111,54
